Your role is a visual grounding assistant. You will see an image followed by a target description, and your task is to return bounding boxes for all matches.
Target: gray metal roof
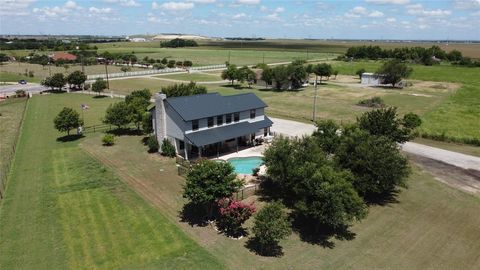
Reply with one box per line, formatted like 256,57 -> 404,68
165,92 -> 267,121
184,117 -> 273,147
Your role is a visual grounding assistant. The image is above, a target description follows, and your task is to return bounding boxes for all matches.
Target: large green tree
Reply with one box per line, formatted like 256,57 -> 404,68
161,82 -> 207,97
54,107 -> 83,135
125,89 -> 152,130
92,78 -> 108,95
221,64 -> 239,85
183,159 -> 243,217
313,63 -> 333,84
42,73 -> 66,91
103,101 -> 132,128
66,70 -> 87,89
312,119 -> 341,154
357,107 -> 421,143
335,127 -> 410,199
376,60 -> 412,87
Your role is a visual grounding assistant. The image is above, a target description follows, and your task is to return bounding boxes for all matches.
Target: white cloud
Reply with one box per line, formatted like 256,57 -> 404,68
89,7 -> 112,14
260,5 -> 267,11
275,7 -> 285,13
345,6 -> 367,17
386,17 -> 396,22
453,0 -> 480,10
33,1 -> 82,18
64,1 -> 78,9
368,10 -> 384,17
233,12 -> 247,19
365,0 -> 410,4
235,0 -> 260,5
190,0 -> 216,3
265,13 -> 280,21
0,0 -> 36,15
407,4 -> 451,17
104,0 -> 140,7
153,1 -> 194,11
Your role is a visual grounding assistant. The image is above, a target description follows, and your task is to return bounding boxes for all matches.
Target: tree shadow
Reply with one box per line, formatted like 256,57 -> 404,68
56,134 -> 84,142
364,190 -> 400,206
106,128 -> 143,136
44,89 -> 67,94
179,203 -> 210,227
245,237 -> 284,257
141,136 -> 149,145
92,95 -> 108,99
215,221 -> 249,239
291,215 -> 356,248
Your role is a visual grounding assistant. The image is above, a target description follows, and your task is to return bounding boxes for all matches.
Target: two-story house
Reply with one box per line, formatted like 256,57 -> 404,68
152,92 -> 273,160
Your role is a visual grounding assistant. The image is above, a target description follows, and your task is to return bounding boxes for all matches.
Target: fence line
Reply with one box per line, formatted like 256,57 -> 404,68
87,64 -> 226,80
0,98 -> 29,201
234,184 -> 260,201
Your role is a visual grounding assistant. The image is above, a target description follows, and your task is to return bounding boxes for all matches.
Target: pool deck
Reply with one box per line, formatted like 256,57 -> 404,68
215,144 -> 266,161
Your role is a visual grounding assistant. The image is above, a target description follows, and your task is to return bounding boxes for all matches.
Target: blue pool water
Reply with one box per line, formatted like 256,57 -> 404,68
227,157 -> 263,175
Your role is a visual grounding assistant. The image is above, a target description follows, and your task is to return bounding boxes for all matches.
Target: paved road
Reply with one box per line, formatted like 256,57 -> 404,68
0,83 -> 49,96
269,117 -> 480,172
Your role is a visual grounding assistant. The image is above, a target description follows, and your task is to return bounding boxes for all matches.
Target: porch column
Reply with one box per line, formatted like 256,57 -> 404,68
216,143 -> 219,158
199,146 -> 202,158
235,137 -> 238,153
184,143 -> 189,161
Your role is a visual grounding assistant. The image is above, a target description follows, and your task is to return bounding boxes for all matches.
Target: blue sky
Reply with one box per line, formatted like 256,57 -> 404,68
1,0 -> 479,40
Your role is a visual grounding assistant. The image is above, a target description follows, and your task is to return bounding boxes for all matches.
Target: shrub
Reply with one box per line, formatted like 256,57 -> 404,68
161,138 -> 176,157
357,96 -> 385,108
217,197 -> 255,236
15,89 -> 26,97
252,167 -> 260,176
102,134 -> 115,146
356,68 -> 366,78
147,135 -> 159,153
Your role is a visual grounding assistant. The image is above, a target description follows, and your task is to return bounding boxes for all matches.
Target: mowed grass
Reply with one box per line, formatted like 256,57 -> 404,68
108,78 -> 174,95
0,72 -> 42,83
0,98 -> 27,174
0,94 -> 223,270
155,72 -> 224,82
82,132 -> 480,269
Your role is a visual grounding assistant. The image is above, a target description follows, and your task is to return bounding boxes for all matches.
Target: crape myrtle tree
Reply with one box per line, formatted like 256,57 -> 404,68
54,107 -> 83,135
217,197 -> 255,236
375,60 -> 413,87
312,119 -> 341,154
183,159 -> 243,218
92,78 -> 108,95
250,201 -> 291,256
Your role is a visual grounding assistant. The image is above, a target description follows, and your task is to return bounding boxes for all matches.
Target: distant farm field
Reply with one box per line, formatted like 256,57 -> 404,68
0,94 -> 223,270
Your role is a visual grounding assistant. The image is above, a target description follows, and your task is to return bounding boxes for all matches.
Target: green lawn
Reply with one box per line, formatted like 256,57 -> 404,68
0,94 -> 223,270
108,78 -> 174,96
82,131 -> 480,270
0,72 -> 42,83
155,72 -> 223,82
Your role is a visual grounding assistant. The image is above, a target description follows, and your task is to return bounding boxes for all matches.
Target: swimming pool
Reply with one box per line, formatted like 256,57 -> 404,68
227,156 -> 263,175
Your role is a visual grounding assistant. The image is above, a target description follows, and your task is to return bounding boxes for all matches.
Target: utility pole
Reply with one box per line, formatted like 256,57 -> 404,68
312,75 -> 318,122
228,51 -> 231,64
262,53 -> 265,64
105,62 -> 110,89
81,54 -> 85,73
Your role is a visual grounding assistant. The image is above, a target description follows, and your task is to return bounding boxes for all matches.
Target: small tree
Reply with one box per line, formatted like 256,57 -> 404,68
313,63 -> 333,84
120,66 -> 131,73
147,135 -> 159,153
376,60 -> 412,87
333,70 -> 339,79
161,138 -> 176,157
92,78 -> 108,95
183,159 -> 243,218
183,60 -> 193,67
167,60 -> 176,68
67,70 -> 87,89
102,134 -> 115,146
103,101 -> 132,128
142,112 -> 153,134
54,107 -> 83,135
221,64 -> 239,85
217,198 -> 255,236
251,201 -> 291,255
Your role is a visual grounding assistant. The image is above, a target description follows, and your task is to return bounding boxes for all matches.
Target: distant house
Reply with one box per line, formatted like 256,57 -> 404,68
152,92 -> 272,160
49,52 -> 77,62
361,73 -> 385,85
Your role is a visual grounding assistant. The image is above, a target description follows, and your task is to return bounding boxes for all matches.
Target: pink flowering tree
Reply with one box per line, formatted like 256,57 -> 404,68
217,197 -> 256,237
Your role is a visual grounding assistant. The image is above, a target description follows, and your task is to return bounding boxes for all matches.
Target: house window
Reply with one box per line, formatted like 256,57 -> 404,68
226,114 -> 232,124
217,115 -> 223,126
250,109 -> 256,119
192,120 -> 199,131
208,117 -> 214,128
234,112 -> 240,122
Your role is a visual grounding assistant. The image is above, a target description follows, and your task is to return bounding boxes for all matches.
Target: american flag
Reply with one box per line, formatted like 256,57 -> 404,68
81,104 -> 89,110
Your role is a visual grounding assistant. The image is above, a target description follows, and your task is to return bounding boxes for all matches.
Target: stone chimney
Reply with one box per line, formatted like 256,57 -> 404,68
154,93 -> 167,146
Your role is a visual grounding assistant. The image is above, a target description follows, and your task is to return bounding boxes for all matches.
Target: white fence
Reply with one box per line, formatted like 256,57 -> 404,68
87,64 -> 226,80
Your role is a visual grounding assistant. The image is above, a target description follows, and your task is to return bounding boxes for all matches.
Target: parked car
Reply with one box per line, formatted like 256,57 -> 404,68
18,80 -> 27,85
